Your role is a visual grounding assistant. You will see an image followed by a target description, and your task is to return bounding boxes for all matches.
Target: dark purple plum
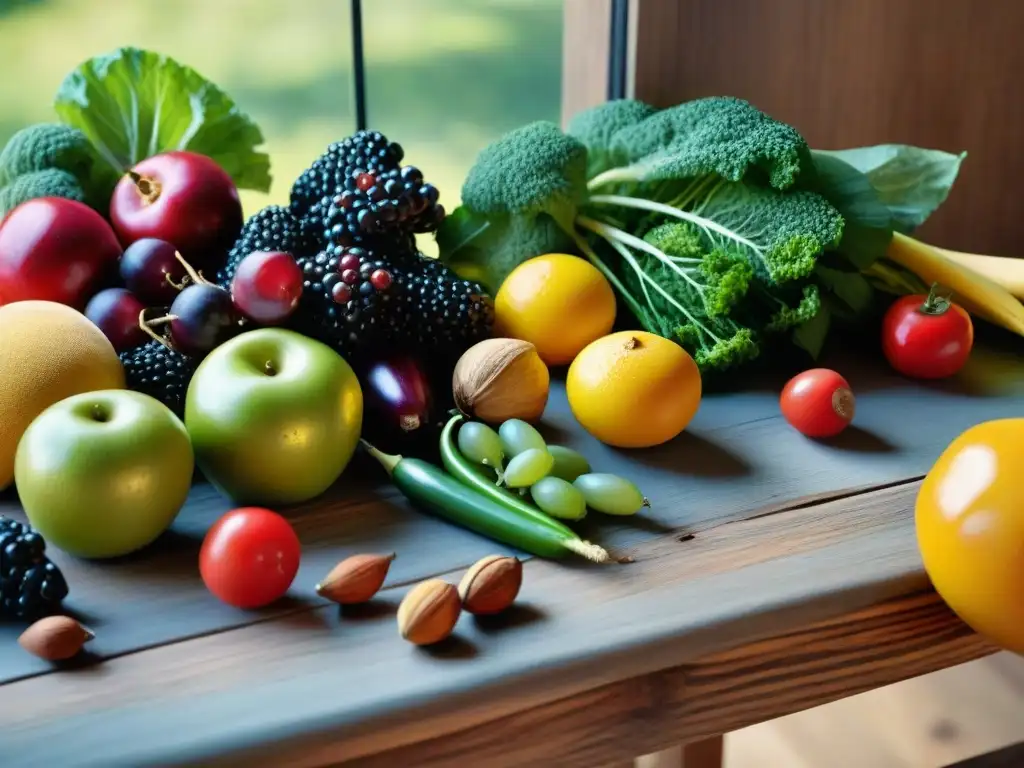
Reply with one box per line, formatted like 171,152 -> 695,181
84,287 -> 148,352
359,356 -> 435,453
120,238 -> 189,304
169,283 -> 238,356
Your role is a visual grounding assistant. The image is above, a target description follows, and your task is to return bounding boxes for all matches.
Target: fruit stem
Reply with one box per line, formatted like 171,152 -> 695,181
138,310 -> 176,350
920,283 -> 952,316
174,252 -> 210,286
127,170 -> 162,204
360,439 -> 402,476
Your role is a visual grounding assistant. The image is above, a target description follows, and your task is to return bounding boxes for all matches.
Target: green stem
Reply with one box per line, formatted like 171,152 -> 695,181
360,440 -> 400,475
588,166 -> 646,190
567,228 -> 649,322
587,193 -> 764,260
920,283 -> 951,315
577,215 -> 704,293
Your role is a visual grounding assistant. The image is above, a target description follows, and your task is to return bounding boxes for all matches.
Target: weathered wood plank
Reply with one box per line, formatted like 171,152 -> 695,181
2,345 -> 1022,683
0,479 -> 994,767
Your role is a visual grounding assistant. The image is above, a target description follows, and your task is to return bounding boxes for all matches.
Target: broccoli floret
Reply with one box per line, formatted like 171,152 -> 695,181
0,124 -> 95,187
592,96 -> 812,191
567,99 -> 657,176
0,169 -> 86,217
460,121 -> 587,231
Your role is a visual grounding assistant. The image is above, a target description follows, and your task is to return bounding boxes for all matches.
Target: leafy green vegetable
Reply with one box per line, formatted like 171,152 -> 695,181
439,96 -> 961,378
816,144 -> 965,233
54,47 -> 271,193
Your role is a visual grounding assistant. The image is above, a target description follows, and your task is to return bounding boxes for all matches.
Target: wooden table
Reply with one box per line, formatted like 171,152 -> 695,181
2,335 -> 1021,768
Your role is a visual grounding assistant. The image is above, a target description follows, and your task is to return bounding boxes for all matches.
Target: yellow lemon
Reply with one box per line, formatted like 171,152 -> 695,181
567,331 -> 701,448
494,254 -> 616,366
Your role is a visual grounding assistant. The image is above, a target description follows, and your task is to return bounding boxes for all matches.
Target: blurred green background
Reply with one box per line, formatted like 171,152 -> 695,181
0,0 -> 563,250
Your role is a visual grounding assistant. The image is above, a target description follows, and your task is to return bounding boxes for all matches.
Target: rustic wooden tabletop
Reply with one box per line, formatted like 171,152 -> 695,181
1,337 -> 1020,768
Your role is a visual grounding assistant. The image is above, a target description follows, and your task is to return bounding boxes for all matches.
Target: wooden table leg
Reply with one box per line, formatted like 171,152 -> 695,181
634,736 -> 724,768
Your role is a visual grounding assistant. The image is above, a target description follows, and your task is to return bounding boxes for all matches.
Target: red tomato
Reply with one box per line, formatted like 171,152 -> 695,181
200,507 -> 301,609
780,368 -> 855,438
881,287 -> 973,379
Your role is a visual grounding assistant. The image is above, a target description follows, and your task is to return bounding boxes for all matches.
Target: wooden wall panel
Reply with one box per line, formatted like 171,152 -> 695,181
562,0 -> 612,126
629,0 -> 1024,257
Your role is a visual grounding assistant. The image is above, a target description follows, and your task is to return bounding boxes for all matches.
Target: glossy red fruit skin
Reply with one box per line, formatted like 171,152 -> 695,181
780,368 -> 855,438
881,291 -> 974,380
110,151 -> 243,271
360,356 -> 434,453
84,288 -> 148,352
0,197 -> 123,308
230,251 -> 303,325
199,507 -> 301,609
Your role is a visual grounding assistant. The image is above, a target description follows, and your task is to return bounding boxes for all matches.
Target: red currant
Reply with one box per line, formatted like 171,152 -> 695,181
341,269 -> 359,285
370,269 -> 393,291
355,172 -> 376,192
339,253 -> 360,271
331,282 -> 353,304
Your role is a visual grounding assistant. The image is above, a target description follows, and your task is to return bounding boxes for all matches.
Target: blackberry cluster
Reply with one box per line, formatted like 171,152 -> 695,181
216,205 -> 316,286
119,340 -> 199,418
295,247 -> 493,361
287,129 -> 494,359
1,517 -> 68,621
290,131 -> 406,221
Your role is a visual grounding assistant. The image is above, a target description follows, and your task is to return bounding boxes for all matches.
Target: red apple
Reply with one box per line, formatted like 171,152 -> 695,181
110,151 -> 243,273
0,197 -> 123,308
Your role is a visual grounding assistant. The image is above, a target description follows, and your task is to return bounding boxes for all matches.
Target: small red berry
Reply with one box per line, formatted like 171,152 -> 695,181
331,282 -> 353,304
370,269 -> 393,291
341,269 -> 359,285
355,172 -> 376,192
339,253 -> 360,271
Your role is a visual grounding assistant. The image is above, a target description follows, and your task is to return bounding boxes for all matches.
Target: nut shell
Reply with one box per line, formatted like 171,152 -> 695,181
452,338 -> 550,424
18,616 -> 93,661
397,578 -> 461,646
458,555 -> 522,615
316,553 -> 395,604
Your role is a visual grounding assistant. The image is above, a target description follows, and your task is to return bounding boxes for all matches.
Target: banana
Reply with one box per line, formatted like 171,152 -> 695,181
934,247 -> 1024,300
885,233 -> 1024,337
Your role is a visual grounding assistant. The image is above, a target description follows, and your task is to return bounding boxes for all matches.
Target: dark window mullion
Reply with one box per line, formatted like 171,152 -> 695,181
350,0 -> 367,131
607,0 -> 630,100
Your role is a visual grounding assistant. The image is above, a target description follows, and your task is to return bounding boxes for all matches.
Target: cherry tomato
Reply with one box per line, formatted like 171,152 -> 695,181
916,419 -> 1024,653
779,368 -> 854,438
200,507 -> 301,609
881,286 -> 973,379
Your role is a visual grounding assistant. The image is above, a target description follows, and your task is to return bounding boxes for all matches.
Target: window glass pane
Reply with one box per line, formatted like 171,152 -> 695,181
362,0 -> 564,254
0,0 -> 355,214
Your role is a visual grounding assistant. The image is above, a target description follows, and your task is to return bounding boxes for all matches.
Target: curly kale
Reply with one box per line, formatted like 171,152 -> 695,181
440,96 -> 861,374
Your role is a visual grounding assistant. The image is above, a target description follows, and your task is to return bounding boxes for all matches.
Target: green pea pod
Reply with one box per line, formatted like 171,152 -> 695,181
364,438 -> 608,563
441,416 -> 580,523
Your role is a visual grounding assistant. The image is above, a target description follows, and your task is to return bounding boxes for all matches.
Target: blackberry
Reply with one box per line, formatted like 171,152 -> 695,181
319,165 -> 445,243
216,206 -> 316,286
120,340 -> 198,418
294,247 -> 493,361
290,131 -> 405,222
1,517 -> 68,621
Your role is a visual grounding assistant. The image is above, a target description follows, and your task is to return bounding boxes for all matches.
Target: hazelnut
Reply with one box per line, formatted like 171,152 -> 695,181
19,616 -> 93,661
458,555 -> 522,615
397,579 -> 461,646
316,553 -> 396,605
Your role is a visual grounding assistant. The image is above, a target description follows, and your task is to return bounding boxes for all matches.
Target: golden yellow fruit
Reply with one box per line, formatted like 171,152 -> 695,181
494,254 -> 616,366
0,301 -> 125,489
567,331 -> 701,448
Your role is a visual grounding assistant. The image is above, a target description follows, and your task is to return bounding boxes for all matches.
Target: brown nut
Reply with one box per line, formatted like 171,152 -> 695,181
19,616 -> 93,661
316,553 -> 396,604
397,578 -> 461,646
458,555 -> 522,615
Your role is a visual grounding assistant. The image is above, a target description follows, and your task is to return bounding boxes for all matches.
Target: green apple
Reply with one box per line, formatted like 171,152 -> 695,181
14,389 -> 194,559
185,328 -> 363,505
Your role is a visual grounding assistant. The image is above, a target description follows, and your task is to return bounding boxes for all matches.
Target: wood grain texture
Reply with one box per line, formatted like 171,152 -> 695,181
561,0 -> 611,125
946,742 -> 1024,768
3,344 -> 1022,683
0,478 -> 996,767
681,738 -> 722,768
629,0 -> 1024,256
